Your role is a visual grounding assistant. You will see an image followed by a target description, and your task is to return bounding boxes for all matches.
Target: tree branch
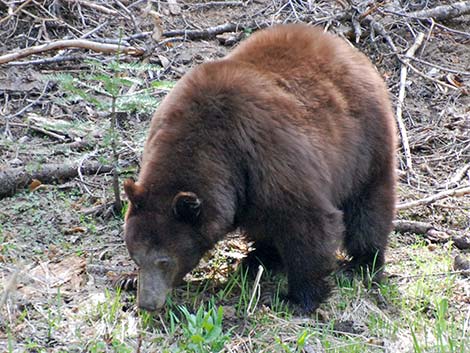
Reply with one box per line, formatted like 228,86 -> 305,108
406,1 -> 470,20
0,39 -> 144,65
0,162 -> 112,199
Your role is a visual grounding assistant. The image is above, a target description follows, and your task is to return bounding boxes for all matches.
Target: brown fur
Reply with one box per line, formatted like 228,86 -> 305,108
124,24 -> 396,312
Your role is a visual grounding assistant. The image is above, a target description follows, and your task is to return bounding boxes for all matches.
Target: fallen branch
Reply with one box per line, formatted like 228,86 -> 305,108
163,21 -> 269,40
0,162 -> 112,199
0,0 -> 34,25
190,1 -> 245,9
62,0 -> 119,15
8,122 -> 67,141
6,54 -> 87,66
0,39 -> 144,65
393,220 -> 470,249
406,1 -> 470,20
397,186 -> 470,210
396,32 -> 425,171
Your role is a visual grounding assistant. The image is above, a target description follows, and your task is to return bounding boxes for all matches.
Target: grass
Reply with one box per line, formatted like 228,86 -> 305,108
1,190 -> 469,352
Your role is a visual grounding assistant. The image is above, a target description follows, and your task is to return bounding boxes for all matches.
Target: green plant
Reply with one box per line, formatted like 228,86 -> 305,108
175,304 -> 230,353
46,52 -> 173,213
276,329 -> 312,353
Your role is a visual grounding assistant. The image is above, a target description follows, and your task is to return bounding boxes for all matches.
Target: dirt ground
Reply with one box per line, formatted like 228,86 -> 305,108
0,1 -> 469,352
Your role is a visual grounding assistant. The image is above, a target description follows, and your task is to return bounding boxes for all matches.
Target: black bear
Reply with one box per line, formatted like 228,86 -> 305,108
124,24 -> 396,313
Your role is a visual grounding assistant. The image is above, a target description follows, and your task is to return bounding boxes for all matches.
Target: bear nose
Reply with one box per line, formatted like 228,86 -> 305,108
137,299 -> 159,312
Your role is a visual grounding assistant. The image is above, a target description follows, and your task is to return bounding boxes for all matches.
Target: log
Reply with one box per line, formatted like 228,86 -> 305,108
0,162 -> 112,199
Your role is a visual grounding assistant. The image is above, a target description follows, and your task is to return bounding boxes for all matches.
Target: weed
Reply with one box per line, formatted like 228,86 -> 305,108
174,303 -> 230,353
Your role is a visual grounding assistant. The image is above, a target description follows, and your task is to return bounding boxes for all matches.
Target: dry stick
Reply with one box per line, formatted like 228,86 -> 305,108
396,32 -> 425,172
445,164 -> 470,187
6,54 -> 87,66
0,0 -> 34,25
162,21 -> 270,40
0,161 -> 112,199
399,58 -> 460,91
404,55 -> 470,76
247,265 -> 264,317
62,0 -> 119,15
396,186 -> 470,210
406,1 -> 470,20
8,122 -> 66,140
190,1 -> 245,9
0,39 -> 144,65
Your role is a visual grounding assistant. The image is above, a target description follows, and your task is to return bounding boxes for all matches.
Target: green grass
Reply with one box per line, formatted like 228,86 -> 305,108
1,186 -> 469,352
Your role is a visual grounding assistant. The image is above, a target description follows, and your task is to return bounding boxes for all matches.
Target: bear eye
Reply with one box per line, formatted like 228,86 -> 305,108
155,257 -> 171,268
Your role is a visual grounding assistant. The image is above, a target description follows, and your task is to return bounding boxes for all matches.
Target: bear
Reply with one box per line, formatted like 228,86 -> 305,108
123,23 -> 396,313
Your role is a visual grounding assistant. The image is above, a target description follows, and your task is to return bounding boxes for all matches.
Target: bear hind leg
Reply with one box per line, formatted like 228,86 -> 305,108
342,178 -> 395,281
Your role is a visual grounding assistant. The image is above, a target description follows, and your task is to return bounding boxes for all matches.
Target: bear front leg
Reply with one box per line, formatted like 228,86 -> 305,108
277,210 -> 344,313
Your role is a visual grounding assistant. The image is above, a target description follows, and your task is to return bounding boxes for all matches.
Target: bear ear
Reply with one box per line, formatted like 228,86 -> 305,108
124,178 -> 147,208
172,192 -> 201,223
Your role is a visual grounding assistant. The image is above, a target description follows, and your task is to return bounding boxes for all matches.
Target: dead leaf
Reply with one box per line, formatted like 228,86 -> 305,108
446,74 -> 463,88
28,179 -> 42,192
63,226 -> 86,235
19,256 -> 86,298
158,55 -> 171,69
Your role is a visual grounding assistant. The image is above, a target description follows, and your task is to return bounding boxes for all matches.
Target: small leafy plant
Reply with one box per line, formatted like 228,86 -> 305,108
175,304 -> 230,353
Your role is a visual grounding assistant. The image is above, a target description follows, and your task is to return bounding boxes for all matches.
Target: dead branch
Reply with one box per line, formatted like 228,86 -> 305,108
444,164 -> 470,188
406,1 -> 470,21
0,39 -> 144,65
393,220 -> 434,234
8,122 -> 67,140
361,15 -> 398,52
394,220 -> 470,249
0,0 -> 34,25
163,21 -> 269,40
62,0 -> 119,15
397,186 -> 470,210
0,162 -> 112,199
396,32 -> 425,171
399,58 -> 460,90
6,54 -> 87,66
190,1 -> 245,9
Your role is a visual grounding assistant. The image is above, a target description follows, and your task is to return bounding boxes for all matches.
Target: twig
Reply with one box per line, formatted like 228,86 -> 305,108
77,151 -> 98,196
4,82 -> 50,120
361,15 -> 397,52
405,1 -> 470,21
8,122 -> 67,140
190,1 -> 245,9
63,0 -> 119,15
403,55 -> 470,76
0,0 -> 34,25
247,265 -> 264,316
5,54 -> 87,66
445,164 -> 470,187
399,58 -> 461,90
397,186 -> 470,210
0,39 -> 144,65
396,32 -> 425,171
162,21 -> 269,40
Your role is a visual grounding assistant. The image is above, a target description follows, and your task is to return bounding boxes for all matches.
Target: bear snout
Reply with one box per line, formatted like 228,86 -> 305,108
137,269 -> 170,311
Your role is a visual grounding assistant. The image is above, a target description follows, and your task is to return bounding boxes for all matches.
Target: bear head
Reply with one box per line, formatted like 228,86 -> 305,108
123,178 -> 213,311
